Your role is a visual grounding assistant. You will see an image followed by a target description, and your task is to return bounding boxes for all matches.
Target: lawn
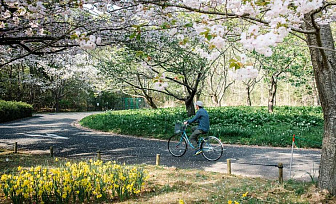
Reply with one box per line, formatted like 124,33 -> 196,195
80,106 -> 323,148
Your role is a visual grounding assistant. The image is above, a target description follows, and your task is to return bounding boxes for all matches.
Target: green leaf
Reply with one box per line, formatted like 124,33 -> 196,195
255,0 -> 271,6
161,22 -> 171,29
70,34 -> 78,40
200,29 -> 210,36
135,51 -> 144,57
184,22 -> 193,27
136,33 -> 141,40
229,59 -> 243,70
205,33 -> 213,41
130,32 -> 137,39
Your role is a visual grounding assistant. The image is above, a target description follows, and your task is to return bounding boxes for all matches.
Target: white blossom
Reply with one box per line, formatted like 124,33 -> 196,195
25,28 -> 33,36
169,28 -> 178,36
248,25 -> 259,35
96,37 -> 102,45
240,54 -> 247,63
2,10 -> 11,18
183,0 -> 201,8
29,21 -> 39,28
210,36 -> 225,49
229,66 -> 259,80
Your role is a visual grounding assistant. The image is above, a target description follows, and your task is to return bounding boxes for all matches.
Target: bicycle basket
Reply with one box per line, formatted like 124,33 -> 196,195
174,123 -> 183,134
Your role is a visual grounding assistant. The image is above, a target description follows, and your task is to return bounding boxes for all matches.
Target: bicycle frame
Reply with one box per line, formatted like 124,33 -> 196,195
180,127 -> 204,149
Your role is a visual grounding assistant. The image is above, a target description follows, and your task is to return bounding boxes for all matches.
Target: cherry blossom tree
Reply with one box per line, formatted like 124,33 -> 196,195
24,52 -> 101,112
0,0 -> 139,67
96,33 -> 210,116
134,0 -> 336,195
93,47 -> 159,109
2,0 -> 336,194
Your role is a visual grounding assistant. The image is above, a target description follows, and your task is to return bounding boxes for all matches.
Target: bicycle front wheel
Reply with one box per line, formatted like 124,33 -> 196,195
168,134 -> 187,157
201,136 -> 223,161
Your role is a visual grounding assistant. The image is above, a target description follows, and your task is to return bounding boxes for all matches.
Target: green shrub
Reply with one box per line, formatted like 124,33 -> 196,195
0,100 -> 33,123
80,106 -> 323,148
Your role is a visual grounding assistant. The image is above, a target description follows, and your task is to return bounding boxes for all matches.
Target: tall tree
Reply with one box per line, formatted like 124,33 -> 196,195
206,48 -> 235,106
97,33 -> 209,116
2,0 -> 336,194
138,0 -> 336,194
251,37 -> 313,112
93,47 -> 159,109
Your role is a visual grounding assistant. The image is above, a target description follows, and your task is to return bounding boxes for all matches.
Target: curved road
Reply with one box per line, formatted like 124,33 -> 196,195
0,112 -> 321,181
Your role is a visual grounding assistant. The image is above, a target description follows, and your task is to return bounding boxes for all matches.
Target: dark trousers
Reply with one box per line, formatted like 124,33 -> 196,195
190,126 -> 204,149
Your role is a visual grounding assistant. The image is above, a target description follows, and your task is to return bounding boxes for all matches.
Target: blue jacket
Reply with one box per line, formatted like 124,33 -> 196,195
187,108 -> 210,132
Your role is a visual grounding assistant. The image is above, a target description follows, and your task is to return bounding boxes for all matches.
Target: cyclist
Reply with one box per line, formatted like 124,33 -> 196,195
184,101 -> 210,155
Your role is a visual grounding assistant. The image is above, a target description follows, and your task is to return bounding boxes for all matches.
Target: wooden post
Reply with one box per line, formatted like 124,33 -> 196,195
14,142 -> 17,153
50,146 -> 53,157
156,154 -> 160,166
278,163 -> 283,183
97,150 -> 101,160
227,159 -> 232,175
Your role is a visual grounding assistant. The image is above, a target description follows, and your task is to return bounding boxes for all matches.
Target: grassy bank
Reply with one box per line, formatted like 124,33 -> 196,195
0,149 -> 334,204
80,106 -> 323,148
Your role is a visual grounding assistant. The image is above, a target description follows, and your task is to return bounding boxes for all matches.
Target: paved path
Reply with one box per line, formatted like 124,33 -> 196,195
0,112 -> 321,181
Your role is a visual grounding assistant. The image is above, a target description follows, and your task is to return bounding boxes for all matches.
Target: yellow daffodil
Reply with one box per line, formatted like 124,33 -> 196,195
0,160 -> 147,203
228,200 -> 233,204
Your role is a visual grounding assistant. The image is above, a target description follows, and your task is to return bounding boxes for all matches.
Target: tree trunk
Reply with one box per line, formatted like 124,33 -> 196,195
305,22 -> 336,195
268,75 -> 277,113
8,65 -> 13,101
185,98 -> 195,116
137,74 -> 157,109
145,96 -> 157,109
246,86 -> 252,106
55,95 -> 60,112
211,94 -> 219,107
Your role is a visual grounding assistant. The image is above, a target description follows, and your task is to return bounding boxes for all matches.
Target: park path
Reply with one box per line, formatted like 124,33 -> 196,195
0,112 -> 321,181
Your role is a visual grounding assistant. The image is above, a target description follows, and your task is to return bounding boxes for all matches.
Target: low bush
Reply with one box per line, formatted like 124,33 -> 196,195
80,106 -> 324,148
0,100 -> 33,123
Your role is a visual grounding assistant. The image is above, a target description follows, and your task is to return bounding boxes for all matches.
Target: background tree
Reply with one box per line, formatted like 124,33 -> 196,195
92,47 -> 159,109
97,32 -> 212,116
205,47 -> 235,106
251,36 -> 313,112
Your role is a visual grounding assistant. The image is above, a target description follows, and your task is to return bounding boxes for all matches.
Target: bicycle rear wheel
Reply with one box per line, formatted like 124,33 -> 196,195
201,136 -> 223,161
168,134 -> 187,157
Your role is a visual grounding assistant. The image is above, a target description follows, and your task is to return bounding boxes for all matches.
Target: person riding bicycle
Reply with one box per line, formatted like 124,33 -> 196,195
184,101 -> 210,155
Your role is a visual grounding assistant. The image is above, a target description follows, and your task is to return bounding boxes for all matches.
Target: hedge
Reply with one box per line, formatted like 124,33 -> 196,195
0,100 -> 33,123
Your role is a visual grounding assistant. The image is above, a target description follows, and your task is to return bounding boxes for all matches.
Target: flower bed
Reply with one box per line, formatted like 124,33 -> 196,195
0,159 -> 148,203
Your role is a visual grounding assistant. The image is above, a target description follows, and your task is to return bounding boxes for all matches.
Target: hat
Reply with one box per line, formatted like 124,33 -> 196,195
195,101 -> 204,107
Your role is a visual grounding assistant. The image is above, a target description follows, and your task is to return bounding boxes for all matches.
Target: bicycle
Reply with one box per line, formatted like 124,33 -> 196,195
168,123 -> 224,161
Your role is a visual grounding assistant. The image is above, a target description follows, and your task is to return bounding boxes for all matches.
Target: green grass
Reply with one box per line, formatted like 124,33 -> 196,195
0,150 -> 59,174
79,106 -> 323,148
